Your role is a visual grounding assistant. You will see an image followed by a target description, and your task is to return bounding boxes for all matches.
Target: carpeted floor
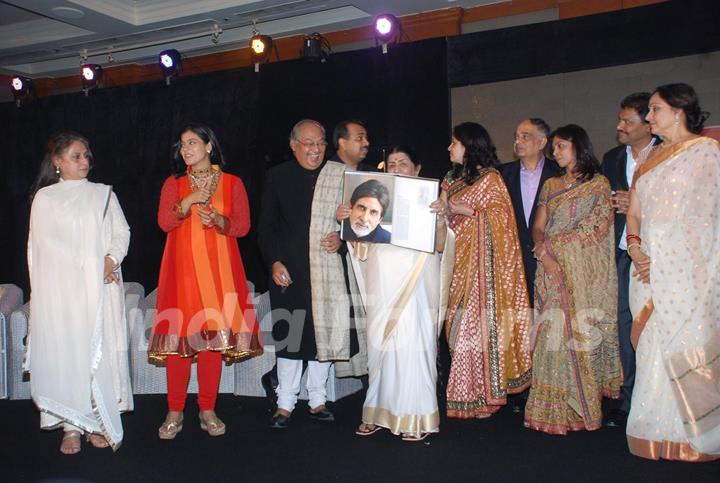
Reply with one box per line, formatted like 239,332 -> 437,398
3,390 -> 718,483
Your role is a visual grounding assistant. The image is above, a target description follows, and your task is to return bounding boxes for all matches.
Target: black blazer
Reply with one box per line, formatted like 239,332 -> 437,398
601,145 -> 629,251
500,157 -> 561,303
601,139 -> 659,251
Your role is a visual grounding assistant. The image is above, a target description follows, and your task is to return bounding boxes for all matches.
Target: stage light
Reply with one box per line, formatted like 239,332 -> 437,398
81,64 -> 103,95
373,14 -> 402,54
249,34 -> 273,72
158,49 -> 182,85
301,32 -> 331,63
9,75 -> 34,107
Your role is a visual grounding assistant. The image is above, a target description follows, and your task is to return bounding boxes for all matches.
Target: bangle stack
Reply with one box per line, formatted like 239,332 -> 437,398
626,234 -> 641,253
626,234 -> 642,257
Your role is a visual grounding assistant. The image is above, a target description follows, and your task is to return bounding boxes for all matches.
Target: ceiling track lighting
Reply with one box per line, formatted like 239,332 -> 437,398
373,14 -> 403,54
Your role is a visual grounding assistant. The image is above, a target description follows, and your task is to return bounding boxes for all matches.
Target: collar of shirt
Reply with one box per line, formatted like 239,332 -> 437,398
519,155 -> 545,174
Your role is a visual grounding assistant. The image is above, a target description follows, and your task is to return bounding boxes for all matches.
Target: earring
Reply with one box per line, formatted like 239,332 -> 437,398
55,165 -> 60,175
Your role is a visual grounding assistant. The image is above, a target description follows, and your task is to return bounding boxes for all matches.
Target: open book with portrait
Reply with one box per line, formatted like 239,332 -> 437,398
340,171 -> 439,253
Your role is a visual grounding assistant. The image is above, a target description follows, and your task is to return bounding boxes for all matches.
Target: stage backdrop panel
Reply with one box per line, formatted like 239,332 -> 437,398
451,51 -> 720,163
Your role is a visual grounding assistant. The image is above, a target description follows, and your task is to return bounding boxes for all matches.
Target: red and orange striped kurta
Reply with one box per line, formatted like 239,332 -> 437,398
149,167 -> 262,364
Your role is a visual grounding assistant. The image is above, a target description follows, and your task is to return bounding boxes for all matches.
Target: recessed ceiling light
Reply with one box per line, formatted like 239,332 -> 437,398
51,7 -> 85,19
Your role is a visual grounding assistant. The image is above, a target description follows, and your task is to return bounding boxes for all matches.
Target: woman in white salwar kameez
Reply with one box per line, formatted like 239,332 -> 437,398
339,146 -> 449,441
27,133 -> 133,454
625,84 -> 720,462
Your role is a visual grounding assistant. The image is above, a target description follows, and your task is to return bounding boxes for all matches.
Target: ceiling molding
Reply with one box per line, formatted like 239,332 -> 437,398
68,0 -> 308,26
0,19 -> 94,50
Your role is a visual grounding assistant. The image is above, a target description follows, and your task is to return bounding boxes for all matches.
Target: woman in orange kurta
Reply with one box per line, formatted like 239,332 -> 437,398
149,124 -> 262,439
442,122 -> 533,419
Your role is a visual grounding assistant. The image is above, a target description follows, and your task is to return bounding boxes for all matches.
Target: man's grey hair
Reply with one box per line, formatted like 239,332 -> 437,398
289,119 -> 326,141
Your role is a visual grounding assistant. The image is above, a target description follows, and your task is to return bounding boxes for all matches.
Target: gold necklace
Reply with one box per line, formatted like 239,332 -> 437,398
189,168 -> 220,205
190,165 -> 213,177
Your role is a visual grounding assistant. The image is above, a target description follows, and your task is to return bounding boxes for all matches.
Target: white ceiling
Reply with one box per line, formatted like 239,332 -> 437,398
0,0 -> 500,77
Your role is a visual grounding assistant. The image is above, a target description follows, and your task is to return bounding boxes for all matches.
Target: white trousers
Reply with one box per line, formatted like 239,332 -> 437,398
276,358 -> 332,413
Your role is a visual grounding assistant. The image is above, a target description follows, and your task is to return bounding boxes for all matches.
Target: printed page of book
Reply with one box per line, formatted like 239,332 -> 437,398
390,175 -> 438,252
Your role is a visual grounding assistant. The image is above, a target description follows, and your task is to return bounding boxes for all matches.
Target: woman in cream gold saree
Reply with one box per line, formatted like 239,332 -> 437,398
525,124 -> 622,435
625,83 -> 720,461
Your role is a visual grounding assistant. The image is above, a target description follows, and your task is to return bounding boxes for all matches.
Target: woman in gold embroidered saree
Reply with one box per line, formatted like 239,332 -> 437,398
625,84 -> 720,461
525,124 -> 621,435
442,123 -> 532,419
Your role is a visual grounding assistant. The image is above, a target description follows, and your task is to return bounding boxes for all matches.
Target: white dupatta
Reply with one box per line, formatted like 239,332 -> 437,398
28,179 -> 131,450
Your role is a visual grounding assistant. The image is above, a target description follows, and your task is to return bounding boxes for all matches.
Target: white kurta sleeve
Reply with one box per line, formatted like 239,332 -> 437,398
105,191 -> 130,266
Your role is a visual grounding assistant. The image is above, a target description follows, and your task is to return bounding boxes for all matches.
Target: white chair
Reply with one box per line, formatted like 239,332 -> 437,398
7,282 -> 143,400
233,290 -> 275,397
0,284 -> 24,399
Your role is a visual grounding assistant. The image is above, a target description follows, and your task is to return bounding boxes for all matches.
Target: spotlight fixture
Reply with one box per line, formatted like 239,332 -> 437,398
158,49 -> 182,85
250,33 -> 273,72
301,32 -> 331,63
373,14 -> 402,54
9,75 -> 34,107
81,64 -> 103,95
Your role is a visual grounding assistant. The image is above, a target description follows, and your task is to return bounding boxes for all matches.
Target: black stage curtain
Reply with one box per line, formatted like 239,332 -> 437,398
256,37 -> 450,181
447,0 -> 720,87
0,38 -> 450,296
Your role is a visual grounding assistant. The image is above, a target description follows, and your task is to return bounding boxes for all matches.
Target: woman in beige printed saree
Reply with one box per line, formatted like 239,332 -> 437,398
525,124 -> 622,435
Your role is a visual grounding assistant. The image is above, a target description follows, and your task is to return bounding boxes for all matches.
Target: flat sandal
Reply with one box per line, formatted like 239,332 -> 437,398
199,412 -> 226,436
158,416 -> 184,440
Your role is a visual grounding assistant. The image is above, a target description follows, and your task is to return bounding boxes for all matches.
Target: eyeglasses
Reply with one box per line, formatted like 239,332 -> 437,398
294,139 -> 328,149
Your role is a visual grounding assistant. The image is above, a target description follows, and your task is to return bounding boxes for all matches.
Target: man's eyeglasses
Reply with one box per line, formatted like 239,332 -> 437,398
295,139 -> 328,149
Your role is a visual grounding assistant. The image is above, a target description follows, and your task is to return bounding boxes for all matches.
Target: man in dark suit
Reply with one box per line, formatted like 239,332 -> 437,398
500,118 -> 560,413
601,92 -> 657,428
501,118 -> 560,308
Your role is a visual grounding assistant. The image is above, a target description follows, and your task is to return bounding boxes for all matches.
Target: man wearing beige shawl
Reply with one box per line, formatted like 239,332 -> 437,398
258,119 -> 366,429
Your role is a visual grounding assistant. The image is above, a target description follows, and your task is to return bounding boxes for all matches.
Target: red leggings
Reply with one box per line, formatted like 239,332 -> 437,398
166,351 -> 222,412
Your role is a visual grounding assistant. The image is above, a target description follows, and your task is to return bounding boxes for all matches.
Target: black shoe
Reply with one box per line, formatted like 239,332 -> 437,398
309,407 -> 335,422
270,414 -> 290,429
604,408 -> 628,428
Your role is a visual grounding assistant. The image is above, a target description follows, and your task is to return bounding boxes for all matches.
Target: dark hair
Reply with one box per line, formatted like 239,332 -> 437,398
526,118 -> 552,139
333,120 -> 366,149
387,145 -> 420,167
30,131 -> 93,202
172,123 -> 225,177
451,122 -> 499,185
550,124 -> 600,181
620,92 -> 651,121
350,179 -> 390,218
653,83 -> 710,134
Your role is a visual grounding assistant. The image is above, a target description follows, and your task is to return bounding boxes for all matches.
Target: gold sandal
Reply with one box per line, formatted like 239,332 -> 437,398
199,411 -> 226,436
60,431 -> 82,455
158,415 -> 184,440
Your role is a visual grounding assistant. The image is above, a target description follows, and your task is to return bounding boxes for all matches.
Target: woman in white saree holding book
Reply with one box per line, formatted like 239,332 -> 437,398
27,132 -> 133,455
625,83 -> 720,462
339,146 -> 449,441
